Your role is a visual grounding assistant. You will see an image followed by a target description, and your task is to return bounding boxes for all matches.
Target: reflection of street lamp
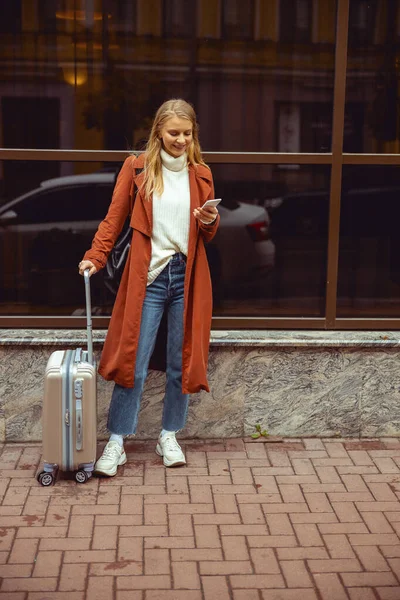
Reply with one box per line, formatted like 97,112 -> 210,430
63,67 -> 87,86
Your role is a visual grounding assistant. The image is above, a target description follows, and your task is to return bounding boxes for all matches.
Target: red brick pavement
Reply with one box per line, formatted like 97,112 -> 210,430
1,437 -> 400,599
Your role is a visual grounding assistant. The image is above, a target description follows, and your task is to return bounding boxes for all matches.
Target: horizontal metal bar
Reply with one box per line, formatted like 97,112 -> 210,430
0,316 -> 326,329
0,148 -> 332,164
335,319 -> 400,330
343,154 -> 400,165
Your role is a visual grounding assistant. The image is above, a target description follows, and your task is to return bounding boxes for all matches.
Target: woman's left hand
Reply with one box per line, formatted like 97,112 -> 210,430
193,205 -> 218,225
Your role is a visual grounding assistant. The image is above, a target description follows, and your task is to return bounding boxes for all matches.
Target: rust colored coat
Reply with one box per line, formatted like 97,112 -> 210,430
83,153 -> 220,393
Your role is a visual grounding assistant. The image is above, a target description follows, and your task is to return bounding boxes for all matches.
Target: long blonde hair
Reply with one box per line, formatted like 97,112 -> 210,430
141,99 -> 208,200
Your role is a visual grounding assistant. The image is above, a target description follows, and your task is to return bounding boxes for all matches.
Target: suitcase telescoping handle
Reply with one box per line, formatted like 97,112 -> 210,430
83,269 -> 93,365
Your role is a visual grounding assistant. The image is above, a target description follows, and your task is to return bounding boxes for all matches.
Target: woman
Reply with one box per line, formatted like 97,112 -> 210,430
78,99 -> 219,476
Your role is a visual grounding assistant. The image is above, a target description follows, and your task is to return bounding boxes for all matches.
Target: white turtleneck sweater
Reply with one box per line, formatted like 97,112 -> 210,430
147,149 -> 190,285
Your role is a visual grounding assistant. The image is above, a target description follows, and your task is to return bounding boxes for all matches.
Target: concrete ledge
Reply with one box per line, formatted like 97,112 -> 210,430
1,329 -> 400,442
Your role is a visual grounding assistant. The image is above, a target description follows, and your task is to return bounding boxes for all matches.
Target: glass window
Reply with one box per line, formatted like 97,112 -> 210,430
348,0 -> 378,46
279,0 -> 313,43
210,164 -> 331,317
0,1 -> 22,33
338,166 -> 400,318
346,0 -> 400,152
0,0 -> 337,151
221,0 -> 254,40
0,161 -> 120,313
163,0 -> 192,38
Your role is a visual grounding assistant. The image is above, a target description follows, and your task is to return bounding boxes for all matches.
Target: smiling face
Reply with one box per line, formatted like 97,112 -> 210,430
159,115 -> 193,158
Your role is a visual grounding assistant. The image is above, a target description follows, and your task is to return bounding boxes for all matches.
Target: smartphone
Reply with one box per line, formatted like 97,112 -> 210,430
201,198 -> 222,209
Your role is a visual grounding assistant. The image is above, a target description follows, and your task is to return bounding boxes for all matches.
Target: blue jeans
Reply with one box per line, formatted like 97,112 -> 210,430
107,253 -> 189,435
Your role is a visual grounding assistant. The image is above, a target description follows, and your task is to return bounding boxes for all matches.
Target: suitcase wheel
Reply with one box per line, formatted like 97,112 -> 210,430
75,470 -> 89,484
38,471 -> 55,487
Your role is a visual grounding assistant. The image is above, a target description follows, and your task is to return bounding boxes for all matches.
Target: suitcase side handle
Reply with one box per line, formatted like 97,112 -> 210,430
83,270 -> 93,365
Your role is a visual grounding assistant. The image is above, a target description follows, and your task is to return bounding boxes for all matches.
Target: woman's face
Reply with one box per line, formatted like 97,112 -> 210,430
159,116 -> 193,158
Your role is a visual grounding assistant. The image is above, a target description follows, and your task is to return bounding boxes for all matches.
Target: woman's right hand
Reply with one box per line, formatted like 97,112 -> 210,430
78,260 -> 97,277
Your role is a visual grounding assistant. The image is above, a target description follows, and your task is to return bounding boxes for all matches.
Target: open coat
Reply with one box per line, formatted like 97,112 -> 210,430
83,153 -> 220,394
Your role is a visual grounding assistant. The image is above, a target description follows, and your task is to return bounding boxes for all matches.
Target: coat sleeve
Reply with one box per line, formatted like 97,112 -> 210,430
198,171 -> 220,243
82,155 -> 135,271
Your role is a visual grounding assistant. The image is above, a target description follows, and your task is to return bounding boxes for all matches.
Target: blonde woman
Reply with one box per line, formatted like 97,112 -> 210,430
79,99 -> 220,475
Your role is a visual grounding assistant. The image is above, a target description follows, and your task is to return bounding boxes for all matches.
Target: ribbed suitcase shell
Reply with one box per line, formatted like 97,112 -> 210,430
39,270 -> 97,484
42,349 -> 97,472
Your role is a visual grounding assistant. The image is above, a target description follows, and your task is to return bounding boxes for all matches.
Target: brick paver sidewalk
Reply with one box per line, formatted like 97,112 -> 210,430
1,438 -> 400,599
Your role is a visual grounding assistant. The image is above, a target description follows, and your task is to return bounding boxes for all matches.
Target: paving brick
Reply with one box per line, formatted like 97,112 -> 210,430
118,537 -> 143,563
353,545 -> 390,571
318,522 -> 368,534
195,524 -> 221,548
116,575 -> 171,590
72,504 -> 119,515
373,457 -> 400,473
90,559 -> 143,577
194,513 -> 241,525
376,587 -> 400,600
367,482 -> 399,502
233,591 -> 261,600
169,513 -> 194,536
16,526 -> 67,539
307,558 -> 362,572
277,547 -> 329,560
323,534 -> 355,558
328,492 -> 374,503
280,559 -> 313,587
1,577 -> 58,592
202,575 -> 231,600
280,484 -> 304,503
244,442 -> 268,458
167,477 -> 189,495
347,588 -> 376,600
347,451 -> 374,466
253,476 -> 280,495
32,550 -> 62,577
267,451 -> 291,467
146,593 -> 202,600
262,503 -> 310,515
266,513 -> 294,535
144,536 -> 195,549
172,561 -> 201,588
348,533 -> 400,546
341,571 -> 398,586
119,525 -> 168,538
120,495 -> 143,515
230,574 -> 285,588
293,523 -> 324,546
68,514 -> 94,538
116,592 -> 143,600
0,528 -> 16,551
144,549 -> 170,575
289,512 -> 337,524
208,459 -> 230,476
332,501 -> 362,523
28,594 -> 85,600
222,536 -> 249,561
247,536 -> 297,548
261,592 -> 318,600
200,560 -> 253,575
171,549 -> 223,562
237,494 -> 281,504
0,564 -> 32,577
86,576 -> 114,600
168,503 -> 214,515
213,495 -> 239,514
8,538 -> 38,563
361,511 -> 393,534
44,505 -> 71,526
304,492 -> 333,513
315,466 -> 342,484
313,573 -> 349,600
122,485 -> 166,496
250,548 -> 280,573
2,487 -> 29,506
357,501 -> 400,512
145,494 -> 190,505
144,504 -> 167,526
92,525 -> 118,550
292,459 -> 316,475
64,550 -> 116,563
39,538 -> 91,551
59,563 -> 88,591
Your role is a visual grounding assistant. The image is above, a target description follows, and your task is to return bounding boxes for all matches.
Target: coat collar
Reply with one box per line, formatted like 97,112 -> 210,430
130,153 -> 212,237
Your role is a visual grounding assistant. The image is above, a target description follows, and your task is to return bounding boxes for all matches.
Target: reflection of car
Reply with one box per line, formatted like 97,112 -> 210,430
0,172 -> 274,311
265,185 -> 400,301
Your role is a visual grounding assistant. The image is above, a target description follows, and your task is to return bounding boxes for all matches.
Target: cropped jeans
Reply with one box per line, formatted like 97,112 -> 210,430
107,253 -> 189,435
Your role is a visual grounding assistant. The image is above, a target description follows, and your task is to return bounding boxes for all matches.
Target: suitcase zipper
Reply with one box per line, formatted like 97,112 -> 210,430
62,350 -> 74,471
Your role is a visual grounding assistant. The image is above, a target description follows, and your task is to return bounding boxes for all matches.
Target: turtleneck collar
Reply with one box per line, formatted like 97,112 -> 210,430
160,148 -> 187,172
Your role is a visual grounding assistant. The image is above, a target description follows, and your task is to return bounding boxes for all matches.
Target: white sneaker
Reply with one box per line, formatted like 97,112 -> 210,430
94,440 -> 127,476
155,432 -> 186,467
